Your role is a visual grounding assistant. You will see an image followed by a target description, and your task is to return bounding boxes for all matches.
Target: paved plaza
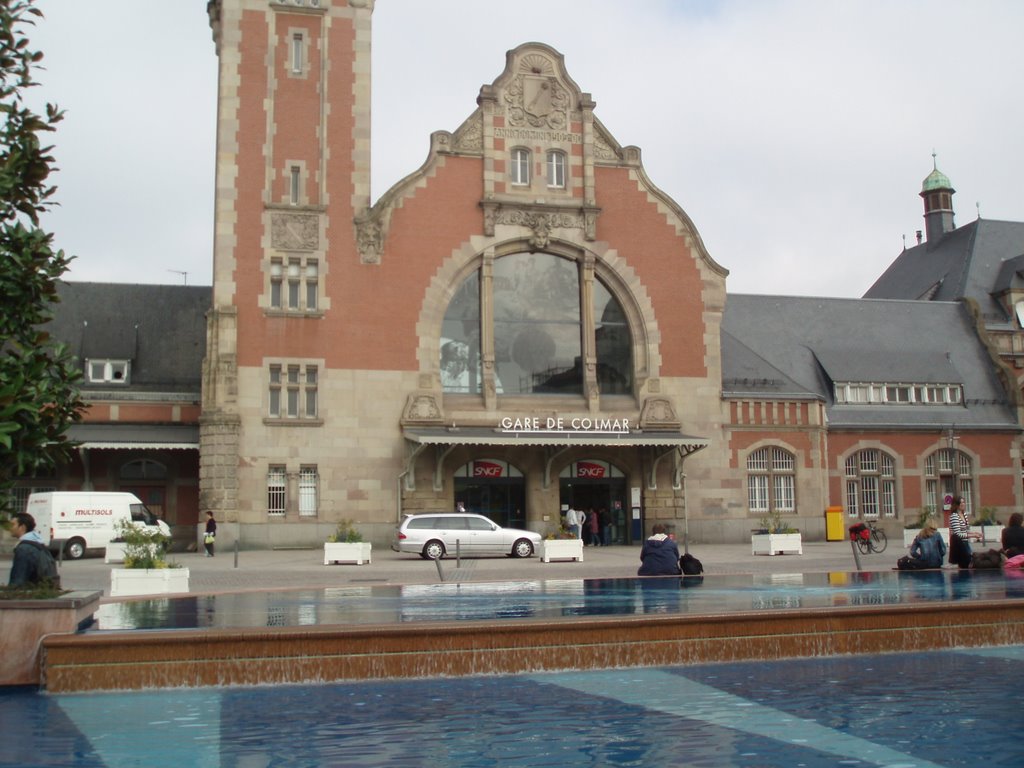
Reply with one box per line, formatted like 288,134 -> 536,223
16,538 -> 913,598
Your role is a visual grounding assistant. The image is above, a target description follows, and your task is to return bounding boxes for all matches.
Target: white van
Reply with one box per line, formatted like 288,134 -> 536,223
26,491 -> 171,560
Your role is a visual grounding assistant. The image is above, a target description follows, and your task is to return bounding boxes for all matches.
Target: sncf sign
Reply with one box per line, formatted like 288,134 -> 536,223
473,461 -> 505,478
576,462 -> 607,479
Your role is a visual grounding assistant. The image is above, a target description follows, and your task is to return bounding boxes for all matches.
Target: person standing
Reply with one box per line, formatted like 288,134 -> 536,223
7,512 -> 60,587
587,507 -> 600,546
204,511 -> 217,557
948,495 -> 979,569
565,506 -> 581,539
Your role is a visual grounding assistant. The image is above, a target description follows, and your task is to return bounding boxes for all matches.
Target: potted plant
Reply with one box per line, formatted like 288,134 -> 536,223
109,520 -> 189,597
323,520 -> 372,565
751,510 -> 802,556
541,523 -> 584,563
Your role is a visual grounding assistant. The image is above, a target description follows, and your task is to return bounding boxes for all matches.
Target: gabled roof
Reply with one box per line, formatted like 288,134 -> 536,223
47,282 -> 211,394
721,294 -> 1018,430
863,219 -> 1024,326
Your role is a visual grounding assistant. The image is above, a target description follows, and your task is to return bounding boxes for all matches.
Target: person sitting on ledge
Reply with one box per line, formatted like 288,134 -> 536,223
637,524 -> 682,576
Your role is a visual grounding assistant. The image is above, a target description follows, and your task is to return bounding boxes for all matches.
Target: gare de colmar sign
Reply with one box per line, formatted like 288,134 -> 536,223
499,416 -> 632,434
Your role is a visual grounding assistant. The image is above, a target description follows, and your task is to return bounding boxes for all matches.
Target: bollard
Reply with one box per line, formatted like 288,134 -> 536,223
850,537 -> 863,571
234,538 -> 239,569
456,539 -> 461,568
434,555 -> 445,582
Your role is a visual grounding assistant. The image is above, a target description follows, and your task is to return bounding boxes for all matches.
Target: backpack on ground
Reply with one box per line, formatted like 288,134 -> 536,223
680,552 -> 704,575
971,549 -> 1004,569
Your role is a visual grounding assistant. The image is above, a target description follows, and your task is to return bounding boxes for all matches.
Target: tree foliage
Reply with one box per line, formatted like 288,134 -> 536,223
0,0 -> 83,515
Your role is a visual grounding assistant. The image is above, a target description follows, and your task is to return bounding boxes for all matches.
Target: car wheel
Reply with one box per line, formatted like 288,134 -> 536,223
65,538 -> 86,560
422,540 -> 446,560
512,538 -> 534,558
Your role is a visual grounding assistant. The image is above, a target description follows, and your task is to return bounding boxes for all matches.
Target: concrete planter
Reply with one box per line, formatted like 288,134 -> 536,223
541,538 -> 584,563
110,568 -> 190,597
0,591 -> 101,686
973,525 -> 1004,545
751,532 -> 802,556
323,542 -> 372,565
104,541 -> 127,563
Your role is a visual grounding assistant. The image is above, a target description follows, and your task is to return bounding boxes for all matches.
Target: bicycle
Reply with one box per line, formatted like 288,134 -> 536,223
851,520 -> 888,555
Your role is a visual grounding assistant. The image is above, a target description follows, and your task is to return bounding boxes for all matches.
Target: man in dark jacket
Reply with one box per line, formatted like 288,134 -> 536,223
7,512 -> 60,587
637,524 -> 682,576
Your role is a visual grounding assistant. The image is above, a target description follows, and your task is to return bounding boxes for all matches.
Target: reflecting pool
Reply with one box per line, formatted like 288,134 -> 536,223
92,568 -> 1024,631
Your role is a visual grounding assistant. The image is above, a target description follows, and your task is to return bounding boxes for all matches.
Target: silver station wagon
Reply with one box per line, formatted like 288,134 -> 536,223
392,512 -> 542,560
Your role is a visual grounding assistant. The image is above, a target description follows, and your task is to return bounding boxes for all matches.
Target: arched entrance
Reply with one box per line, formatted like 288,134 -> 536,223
453,459 -> 526,528
559,459 -> 629,544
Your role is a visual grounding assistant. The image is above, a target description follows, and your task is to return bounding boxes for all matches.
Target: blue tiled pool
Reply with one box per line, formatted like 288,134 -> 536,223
4,646 -> 1022,767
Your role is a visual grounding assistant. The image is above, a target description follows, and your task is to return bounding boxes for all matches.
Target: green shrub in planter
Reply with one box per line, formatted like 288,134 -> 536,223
115,520 -> 179,569
326,519 -> 363,543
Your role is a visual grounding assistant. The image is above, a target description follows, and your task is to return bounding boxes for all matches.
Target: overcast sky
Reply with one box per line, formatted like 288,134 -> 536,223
26,0 -> 1023,297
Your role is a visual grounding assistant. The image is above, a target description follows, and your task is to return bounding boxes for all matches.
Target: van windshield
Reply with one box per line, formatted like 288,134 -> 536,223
130,503 -> 158,526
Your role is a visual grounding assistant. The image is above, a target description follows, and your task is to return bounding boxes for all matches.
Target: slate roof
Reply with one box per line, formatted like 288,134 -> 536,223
721,294 -> 1019,431
46,282 -> 211,395
863,218 -> 1024,327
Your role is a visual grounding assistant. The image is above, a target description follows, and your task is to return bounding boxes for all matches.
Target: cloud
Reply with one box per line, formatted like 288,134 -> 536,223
25,0 -> 1024,298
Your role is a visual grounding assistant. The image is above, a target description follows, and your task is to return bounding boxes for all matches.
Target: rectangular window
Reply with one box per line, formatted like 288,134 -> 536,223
547,151 -> 565,188
290,166 -> 301,205
773,475 -> 795,512
287,365 -> 300,417
305,260 -> 318,310
305,366 -> 318,418
884,385 -> 911,403
291,34 -> 303,75
846,480 -> 859,517
268,363 -> 318,421
861,475 -> 879,518
268,467 -> 286,516
511,148 -> 530,185
288,260 -> 301,309
299,466 -> 318,517
270,260 -> 283,308
881,479 -> 896,517
268,365 -> 282,417
748,475 -> 768,513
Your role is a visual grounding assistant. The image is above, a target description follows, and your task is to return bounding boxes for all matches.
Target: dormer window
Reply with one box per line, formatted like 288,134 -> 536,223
87,359 -> 130,385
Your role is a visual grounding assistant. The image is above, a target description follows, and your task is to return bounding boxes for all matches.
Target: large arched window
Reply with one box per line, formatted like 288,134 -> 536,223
746,446 -> 796,514
844,449 -> 896,519
440,251 -> 633,397
925,449 -> 974,513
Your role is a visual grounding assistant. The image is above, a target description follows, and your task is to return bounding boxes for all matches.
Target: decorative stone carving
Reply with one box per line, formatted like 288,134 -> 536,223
640,397 -> 681,431
452,114 -> 482,153
592,130 -> 621,162
402,394 -> 444,426
504,71 -> 570,130
354,209 -> 383,264
270,212 -> 319,251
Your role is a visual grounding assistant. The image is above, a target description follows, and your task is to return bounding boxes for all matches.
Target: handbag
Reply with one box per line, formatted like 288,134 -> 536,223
204,533 -> 215,544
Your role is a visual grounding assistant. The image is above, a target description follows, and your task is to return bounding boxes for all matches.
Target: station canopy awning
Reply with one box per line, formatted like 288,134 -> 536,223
69,424 -> 200,450
403,426 -> 709,451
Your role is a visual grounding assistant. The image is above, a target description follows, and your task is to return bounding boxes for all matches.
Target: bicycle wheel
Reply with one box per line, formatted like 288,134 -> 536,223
870,529 -> 887,554
856,536 -> 870,555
